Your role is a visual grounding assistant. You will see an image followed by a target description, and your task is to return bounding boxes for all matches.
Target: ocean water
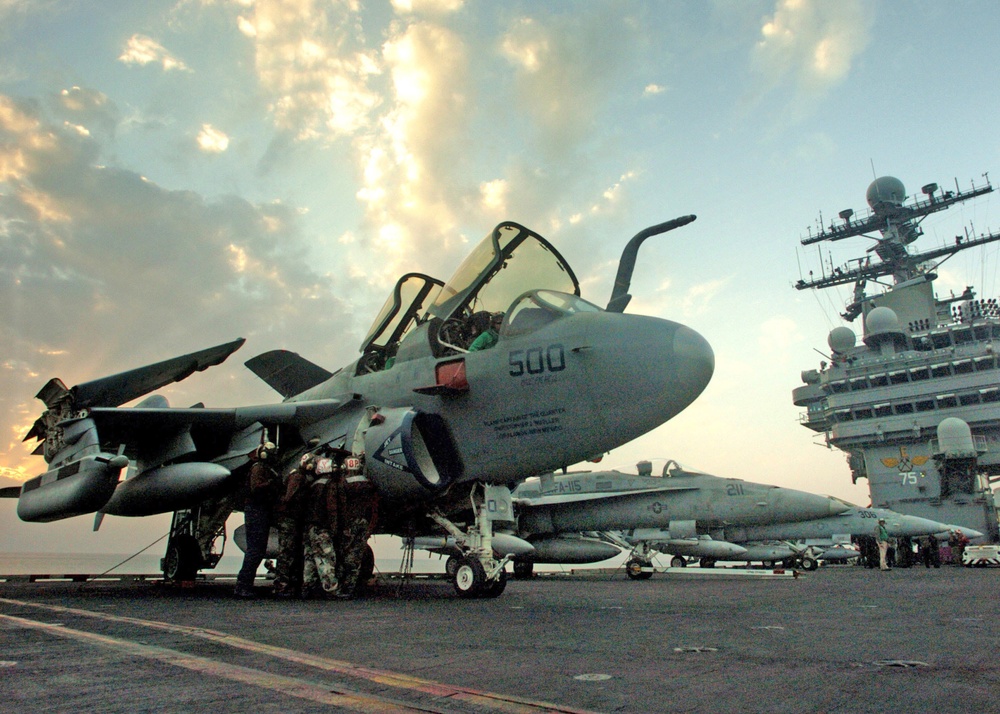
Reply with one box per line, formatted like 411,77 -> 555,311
0,550 -> 610,577
0,550 -> 451,577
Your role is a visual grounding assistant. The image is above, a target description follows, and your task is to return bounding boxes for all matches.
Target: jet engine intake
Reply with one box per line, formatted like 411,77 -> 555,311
363,408 -> 461,500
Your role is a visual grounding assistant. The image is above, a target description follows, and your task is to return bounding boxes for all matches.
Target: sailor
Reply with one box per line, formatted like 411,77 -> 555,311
948,529 -> 970,565
234,441 -> 281,599
300,453 -> 340,598
270,458 -> 309,598
875,518 -> 890,571
468,311 -> 502,351
337,454 -> 378,599
920,535 -> 941,568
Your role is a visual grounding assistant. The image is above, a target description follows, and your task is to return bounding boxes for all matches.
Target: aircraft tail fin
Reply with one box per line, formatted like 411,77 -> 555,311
244,350 -> 333,398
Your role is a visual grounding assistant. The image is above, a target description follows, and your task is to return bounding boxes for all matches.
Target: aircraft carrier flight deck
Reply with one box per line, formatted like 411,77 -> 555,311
1,565 -> 996,714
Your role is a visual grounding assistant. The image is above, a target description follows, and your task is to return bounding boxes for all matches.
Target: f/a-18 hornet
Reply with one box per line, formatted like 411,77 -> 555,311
5,217 -> 714,597
415,458 -> 849,579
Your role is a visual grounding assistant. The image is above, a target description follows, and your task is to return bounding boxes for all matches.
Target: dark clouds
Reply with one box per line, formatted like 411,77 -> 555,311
0,92 -> 357,480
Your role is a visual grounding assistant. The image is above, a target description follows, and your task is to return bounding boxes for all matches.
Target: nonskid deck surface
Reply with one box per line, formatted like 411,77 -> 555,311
1,568 -> 997,714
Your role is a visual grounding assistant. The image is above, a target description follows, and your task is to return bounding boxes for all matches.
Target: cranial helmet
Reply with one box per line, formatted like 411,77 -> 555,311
258,441 -> 276,459
300,452 -> 317,470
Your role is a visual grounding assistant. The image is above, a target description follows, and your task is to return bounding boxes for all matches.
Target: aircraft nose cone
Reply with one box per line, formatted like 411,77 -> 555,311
668,325 -> 715,415
768,488 -> 850,521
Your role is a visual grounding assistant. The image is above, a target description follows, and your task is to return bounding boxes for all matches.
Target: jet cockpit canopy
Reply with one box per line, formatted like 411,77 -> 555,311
422,222 -> 582,353
358,273 -> 443,373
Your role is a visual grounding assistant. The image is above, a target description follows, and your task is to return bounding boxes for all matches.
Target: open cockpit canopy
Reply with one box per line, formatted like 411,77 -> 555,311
424,222 -> 580,325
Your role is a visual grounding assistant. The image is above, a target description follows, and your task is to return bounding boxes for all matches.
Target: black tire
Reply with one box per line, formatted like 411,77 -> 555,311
512,560 -> 534,580
445,555 -> 461,577
670,556 -> 686,568
163,535 -> 202,582
626,558 -> 653,580
453,557 -> 486,597
800,557 -> 818,571
480,569 -> 508,598
700,558 -> 717,569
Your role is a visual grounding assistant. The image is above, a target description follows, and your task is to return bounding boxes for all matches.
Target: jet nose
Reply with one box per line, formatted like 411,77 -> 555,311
769,488 -> 850,521
667,324 -> 715,416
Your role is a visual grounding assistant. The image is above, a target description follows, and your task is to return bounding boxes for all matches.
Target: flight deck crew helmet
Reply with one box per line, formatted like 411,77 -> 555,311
300,452 -> 317,471
254,441 -> 276,460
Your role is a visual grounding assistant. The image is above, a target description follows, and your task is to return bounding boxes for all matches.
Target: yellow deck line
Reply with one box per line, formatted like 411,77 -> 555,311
0,597 -> 597,714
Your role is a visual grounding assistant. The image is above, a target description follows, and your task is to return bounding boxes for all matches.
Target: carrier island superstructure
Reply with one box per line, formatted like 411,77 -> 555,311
792,175 -> 1000,542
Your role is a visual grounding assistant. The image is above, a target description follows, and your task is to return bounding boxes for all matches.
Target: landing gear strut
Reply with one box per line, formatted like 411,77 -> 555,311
161,507 -> 226,582
431,484 -> 515,598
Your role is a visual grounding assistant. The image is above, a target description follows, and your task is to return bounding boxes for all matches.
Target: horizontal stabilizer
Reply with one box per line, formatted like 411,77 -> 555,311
54,338 -> 246,409
244,350 -> 333,398
0,486 -> 22,498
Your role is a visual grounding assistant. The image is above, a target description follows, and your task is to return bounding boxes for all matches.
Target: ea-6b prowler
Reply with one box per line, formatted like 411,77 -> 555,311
6,218 -> 714,597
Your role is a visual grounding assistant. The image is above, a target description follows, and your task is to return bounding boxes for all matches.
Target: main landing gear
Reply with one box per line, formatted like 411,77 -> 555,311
161,507 -> 226,582
431,484 -> 516,598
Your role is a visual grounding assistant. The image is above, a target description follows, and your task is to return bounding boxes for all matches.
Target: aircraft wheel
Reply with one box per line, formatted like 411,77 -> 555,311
513,560 -> 534,580
480,569 -> 508,598
453,557 -> 486,598
626,558 -> 653,580
762,560 -> 775,568
699,557 -> 716,569
670,556 -> 687,568
445,555 -> 461,577
163,535 -> 201,582
799,556 -> 818,571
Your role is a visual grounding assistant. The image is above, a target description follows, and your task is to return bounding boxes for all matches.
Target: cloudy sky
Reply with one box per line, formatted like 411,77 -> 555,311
3,0 -> 1000,554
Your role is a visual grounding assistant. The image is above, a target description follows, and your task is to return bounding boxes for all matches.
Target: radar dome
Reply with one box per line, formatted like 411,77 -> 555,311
936,417 -> 976,457
828,326 -> 856,354
867,176 -> 906,209
865,306 -> 901,335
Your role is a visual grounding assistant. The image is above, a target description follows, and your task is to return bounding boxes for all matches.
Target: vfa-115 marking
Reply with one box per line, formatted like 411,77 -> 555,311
4,217 -> 714,598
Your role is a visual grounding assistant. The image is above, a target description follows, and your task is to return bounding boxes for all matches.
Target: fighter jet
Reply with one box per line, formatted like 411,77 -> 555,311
3,217 -> 714,598
628,502 -> 984,572
415,459 -> 850,579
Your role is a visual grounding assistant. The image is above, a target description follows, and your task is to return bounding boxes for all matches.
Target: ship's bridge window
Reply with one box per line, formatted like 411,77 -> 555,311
909,366 -> 929,381
959,392 -> 981,406
981,387 -> 1000,403
869,373 -> 889,387
952,327 -> 973,345
915,399 -> 936,412
974,326 -> 992,341
953,359 -> 974,375
849,378 -> 868,392
829,380 -> 848,394
854,407 -> 874,420
930,332 -> 951,349
834,409 -> 853,423
992,325 -> 1000,340
975,355 -> 996,371
874,403 -> 892,417
936,393 -> 958,409
931,363 -> 951,378
889,370 -> 908,385
893,402 -> 914,415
